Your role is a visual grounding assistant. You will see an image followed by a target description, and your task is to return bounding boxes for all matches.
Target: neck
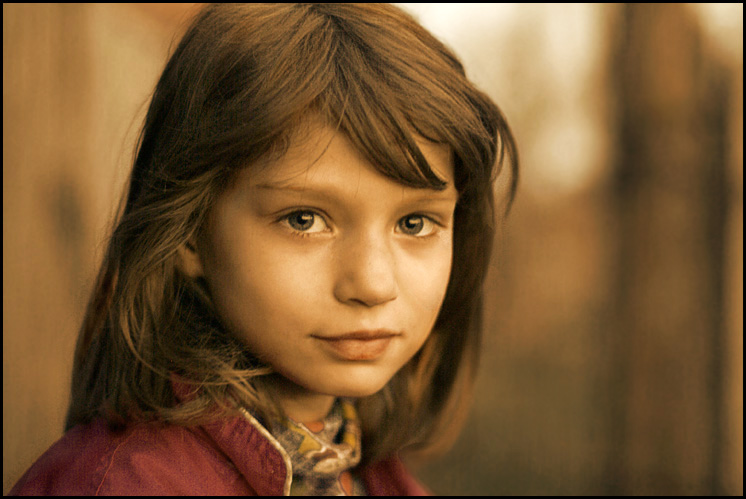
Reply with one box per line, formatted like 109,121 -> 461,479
268,376 -> 337,424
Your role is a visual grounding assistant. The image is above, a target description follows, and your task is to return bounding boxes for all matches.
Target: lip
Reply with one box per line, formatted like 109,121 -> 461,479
312,330 -> 400,361
316,329 -> 401,341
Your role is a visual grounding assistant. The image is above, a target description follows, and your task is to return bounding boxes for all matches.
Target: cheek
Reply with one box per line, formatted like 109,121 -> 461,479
399,239 -> 453,317
200,224 -> 331,344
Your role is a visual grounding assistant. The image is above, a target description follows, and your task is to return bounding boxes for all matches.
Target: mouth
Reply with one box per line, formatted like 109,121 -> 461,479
311,330 -> 401,361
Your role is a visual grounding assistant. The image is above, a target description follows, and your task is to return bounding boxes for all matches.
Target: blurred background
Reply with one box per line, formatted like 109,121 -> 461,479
3,3 -> 742,495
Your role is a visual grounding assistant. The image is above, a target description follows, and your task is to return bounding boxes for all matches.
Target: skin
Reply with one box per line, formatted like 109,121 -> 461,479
178,123 -> 458,423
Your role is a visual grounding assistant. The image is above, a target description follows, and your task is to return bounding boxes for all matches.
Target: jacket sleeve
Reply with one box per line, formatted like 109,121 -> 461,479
9,422 -> 120,496
9,420 -> 254,496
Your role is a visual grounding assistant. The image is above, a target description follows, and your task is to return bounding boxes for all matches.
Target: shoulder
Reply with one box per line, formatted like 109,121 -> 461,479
360,455 -> 431,496
9,418 -> 250,496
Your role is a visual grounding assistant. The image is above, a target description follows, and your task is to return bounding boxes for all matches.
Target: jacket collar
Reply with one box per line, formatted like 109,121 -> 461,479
168,376 -> 428,496
170,376 -> 292,495
202,410 -> 292,495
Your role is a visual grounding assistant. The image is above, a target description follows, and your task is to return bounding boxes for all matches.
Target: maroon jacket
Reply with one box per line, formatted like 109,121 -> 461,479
9,413 -> 429,495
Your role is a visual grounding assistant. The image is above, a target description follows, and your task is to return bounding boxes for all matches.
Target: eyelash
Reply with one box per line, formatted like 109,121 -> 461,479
276,210 -> 443,238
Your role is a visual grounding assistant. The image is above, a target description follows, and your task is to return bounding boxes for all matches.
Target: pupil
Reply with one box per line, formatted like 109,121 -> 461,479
291,212 -> 314,230
403,216 -> 423,233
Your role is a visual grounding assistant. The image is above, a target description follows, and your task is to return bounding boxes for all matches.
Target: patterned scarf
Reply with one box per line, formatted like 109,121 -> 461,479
268,398 -> 366,496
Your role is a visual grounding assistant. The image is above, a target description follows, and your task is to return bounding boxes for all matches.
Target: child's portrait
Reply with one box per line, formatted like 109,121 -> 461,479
4,3 -> 742,495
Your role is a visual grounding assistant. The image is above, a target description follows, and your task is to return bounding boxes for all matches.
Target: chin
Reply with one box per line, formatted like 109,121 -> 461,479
329,384 -> 387,399
315,371 -> 395,399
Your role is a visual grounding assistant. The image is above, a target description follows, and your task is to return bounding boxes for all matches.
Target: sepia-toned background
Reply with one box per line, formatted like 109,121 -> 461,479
3,4 -> 742,495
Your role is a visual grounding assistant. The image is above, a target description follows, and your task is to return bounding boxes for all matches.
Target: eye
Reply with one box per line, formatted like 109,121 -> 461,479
396,214 -> 437,237
281,210 -> 329,234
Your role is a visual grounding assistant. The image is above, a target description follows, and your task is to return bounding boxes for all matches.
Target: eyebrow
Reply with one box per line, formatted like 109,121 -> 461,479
254,181 -> 459,203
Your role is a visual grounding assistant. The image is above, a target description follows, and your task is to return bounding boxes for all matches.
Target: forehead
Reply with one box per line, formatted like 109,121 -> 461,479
246,122 -> 455,189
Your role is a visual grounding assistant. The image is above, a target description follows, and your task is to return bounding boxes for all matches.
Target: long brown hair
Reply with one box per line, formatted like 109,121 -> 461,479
66,3 -> 518,465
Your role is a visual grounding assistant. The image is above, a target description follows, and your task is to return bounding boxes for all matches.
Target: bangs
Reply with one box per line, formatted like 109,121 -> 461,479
307,3 -> 499,194
190,4 -> 501,196
314,29 -> 450,191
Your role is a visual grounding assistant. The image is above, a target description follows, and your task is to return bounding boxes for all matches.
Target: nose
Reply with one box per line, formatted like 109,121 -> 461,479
333,230 -> 399,307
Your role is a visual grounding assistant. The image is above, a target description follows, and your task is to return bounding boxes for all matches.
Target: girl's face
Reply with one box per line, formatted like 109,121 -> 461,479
184,123 -> 457,419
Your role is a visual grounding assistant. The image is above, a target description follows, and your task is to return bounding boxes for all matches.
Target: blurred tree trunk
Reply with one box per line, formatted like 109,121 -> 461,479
608,4 -> 729,495
2,4 -> 199,494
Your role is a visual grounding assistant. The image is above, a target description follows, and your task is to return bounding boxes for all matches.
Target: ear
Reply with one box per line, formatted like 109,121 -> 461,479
175,238 -> 205,278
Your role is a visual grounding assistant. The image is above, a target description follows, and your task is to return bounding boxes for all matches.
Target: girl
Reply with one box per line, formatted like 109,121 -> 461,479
11,3 -> 517,495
